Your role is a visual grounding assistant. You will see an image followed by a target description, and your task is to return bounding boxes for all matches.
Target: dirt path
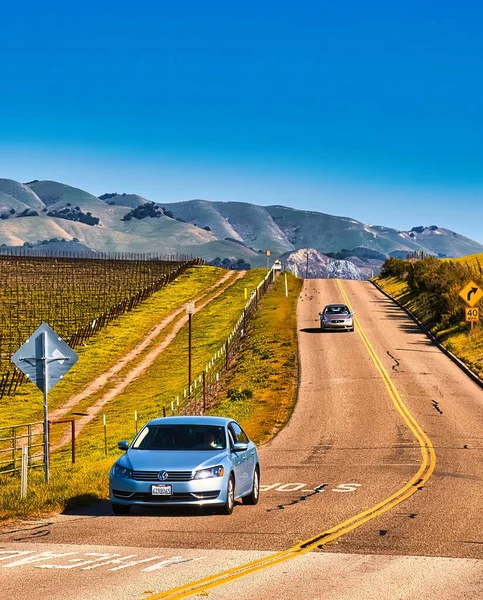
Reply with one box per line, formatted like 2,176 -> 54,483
53,270 -> 245,448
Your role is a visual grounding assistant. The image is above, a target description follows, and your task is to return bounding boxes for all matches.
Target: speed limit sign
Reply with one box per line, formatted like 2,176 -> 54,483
465,307 -> 480,322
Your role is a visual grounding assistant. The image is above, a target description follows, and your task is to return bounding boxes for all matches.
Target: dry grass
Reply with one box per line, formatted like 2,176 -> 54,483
210,273 -> 303,444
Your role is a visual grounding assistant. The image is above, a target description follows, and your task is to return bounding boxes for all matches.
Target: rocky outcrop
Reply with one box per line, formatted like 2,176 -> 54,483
282,248 -> 371,280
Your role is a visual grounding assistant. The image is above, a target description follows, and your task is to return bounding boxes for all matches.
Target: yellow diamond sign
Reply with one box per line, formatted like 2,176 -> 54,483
459,281 -> 483,307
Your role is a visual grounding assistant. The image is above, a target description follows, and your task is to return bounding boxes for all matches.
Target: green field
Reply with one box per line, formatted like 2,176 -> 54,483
0,266 -> 225,428
0,254 -> 194,390
0,267 -> 302,520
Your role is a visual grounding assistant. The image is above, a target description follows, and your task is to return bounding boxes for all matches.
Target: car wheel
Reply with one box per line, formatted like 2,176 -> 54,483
242,466 -> 260,505
111,503 -> 131,515
220,474 -> 235,515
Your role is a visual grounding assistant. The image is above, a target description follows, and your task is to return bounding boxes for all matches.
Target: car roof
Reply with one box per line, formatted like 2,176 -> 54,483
145,416 -> 234,427
323,303 -> 349,309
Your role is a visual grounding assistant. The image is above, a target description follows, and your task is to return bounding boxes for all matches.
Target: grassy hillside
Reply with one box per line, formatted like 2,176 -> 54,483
0,266 -> 225,428
0,193 -> 30,214
377,256 -> 483,380
0,179 -> 45,210
211,273 -> 303,444
3,178 -> 483,260
449,252 -> 483,274
0,267 -> 300,519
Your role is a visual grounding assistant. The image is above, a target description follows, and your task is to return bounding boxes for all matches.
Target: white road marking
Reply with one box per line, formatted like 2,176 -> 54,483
260,482 -> 361,493
0,550 -> 206,572
331,483 -> 362,493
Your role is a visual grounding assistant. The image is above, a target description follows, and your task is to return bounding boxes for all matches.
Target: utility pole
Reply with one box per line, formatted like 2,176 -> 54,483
185,303 -> 195,394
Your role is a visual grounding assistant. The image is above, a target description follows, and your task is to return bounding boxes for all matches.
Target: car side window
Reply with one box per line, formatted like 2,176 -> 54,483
229,422 -> 249,444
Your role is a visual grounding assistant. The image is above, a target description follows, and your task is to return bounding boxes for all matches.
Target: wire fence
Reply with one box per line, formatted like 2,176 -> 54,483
163,266 -> 277,417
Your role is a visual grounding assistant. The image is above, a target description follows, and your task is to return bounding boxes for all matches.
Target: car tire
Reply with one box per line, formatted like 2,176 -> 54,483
111,503 -> 131,515
220,474 -> 235,515
242,466 -> 260,505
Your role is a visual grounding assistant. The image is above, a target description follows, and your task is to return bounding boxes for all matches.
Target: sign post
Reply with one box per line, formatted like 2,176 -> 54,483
11,323 -> 78,484
185,302 -> 195,393
42,332 -> 50,482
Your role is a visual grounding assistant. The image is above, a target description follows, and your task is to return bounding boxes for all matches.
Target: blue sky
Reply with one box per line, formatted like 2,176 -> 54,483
1,1 -> 482,242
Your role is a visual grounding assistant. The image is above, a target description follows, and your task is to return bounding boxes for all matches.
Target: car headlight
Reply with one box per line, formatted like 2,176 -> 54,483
112,464 -> 133,478
193,466 -> 225,479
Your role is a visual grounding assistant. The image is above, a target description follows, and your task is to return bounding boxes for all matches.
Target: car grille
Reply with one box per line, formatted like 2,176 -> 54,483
112,490 -> 220,502
132,470 -> 193,481
331,320 -> 345,323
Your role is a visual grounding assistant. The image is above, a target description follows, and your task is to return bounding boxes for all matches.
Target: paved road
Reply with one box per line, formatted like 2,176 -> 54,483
1,279 -> 482,599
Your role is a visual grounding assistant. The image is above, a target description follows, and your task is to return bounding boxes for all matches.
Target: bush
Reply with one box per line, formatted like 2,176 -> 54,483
380,257 -> 410,278
227,388 -> 253,402
380,256 -> 481,327
121,202 -> 164,221
47,206 -> 99,226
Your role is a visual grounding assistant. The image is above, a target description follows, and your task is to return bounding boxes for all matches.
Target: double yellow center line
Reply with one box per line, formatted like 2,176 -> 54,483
146,279 -> 436,600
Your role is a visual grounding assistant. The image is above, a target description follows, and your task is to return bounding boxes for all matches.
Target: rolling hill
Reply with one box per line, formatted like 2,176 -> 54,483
0,178 -> 482,275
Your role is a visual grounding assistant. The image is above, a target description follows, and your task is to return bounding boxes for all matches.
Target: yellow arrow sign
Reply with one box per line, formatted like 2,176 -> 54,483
459,280 -> 483,307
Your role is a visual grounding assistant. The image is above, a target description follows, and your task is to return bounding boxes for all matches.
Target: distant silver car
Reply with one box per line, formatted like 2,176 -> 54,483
109,416 -> 260,515
320,303 -> 355,331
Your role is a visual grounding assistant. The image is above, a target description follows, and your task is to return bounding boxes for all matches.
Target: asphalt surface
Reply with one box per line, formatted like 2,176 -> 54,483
1,279 -> 482,599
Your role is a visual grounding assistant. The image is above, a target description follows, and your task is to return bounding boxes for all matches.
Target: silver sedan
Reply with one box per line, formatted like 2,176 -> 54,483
320,303 -> 355,331
109,416 -> 260,515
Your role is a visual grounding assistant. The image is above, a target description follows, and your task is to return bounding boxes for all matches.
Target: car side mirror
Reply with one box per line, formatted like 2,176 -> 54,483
117,440 -> 129,451
232,442 -> 248,452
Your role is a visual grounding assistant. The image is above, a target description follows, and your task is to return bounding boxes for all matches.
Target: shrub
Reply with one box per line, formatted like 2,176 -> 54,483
227,388 -> 253,402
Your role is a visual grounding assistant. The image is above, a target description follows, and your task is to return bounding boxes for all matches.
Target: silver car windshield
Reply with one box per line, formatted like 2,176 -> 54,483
325,306 -> 349,314
132,425 -> 226,451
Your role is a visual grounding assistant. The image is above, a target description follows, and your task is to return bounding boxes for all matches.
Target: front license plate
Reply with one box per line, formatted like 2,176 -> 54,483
152,484 -> 172,496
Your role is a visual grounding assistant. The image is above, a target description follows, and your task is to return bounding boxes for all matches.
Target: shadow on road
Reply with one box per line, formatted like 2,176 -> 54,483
62,498 -> 237,518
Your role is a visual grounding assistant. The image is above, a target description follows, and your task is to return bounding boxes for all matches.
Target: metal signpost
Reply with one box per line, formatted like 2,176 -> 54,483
11,323 -> 78,484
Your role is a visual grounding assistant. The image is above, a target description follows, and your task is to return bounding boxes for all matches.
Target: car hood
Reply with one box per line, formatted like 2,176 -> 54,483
323,314 -> 351,321
120,449 -> 228,471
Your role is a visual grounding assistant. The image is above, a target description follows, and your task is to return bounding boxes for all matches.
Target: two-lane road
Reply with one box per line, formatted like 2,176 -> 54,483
1,279 -> 482,599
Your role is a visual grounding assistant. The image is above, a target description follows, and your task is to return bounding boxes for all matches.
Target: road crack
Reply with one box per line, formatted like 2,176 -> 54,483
386,351 -> 401,372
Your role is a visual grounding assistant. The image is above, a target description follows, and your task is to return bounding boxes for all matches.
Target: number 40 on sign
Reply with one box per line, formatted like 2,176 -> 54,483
465,307 -> 480,323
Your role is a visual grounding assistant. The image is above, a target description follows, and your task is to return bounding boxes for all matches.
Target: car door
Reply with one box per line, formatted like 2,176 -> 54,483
228,422 -> 252,496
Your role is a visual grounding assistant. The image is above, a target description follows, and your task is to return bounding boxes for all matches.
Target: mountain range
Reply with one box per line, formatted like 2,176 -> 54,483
1,178 -> 482,277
